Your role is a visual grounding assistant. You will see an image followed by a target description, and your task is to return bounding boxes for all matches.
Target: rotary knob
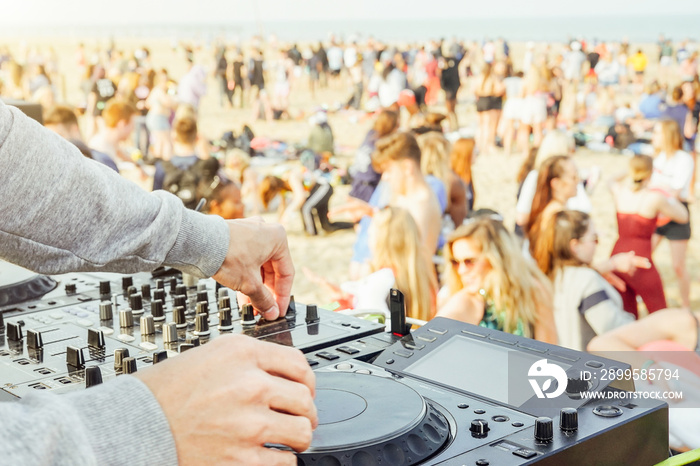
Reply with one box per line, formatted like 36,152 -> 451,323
99,280 -> 112,299
140,284 -> 152,300
129,293 -> 144,315
217,288 -> 228,299
218,296 -> 231,311
119,309 -> 134,328
535,417 -> 554,443
175,284 -> 188,297
65,283 -> 77,295
121,276 -> 133,292
470,419 -> 490,438
173,294 -> 187,310
218,308 -> 233,331
173,306 -> 187,328
114,348 -> 130,370
153,289 -> 166,304
151,300 -> 165,321
560,408 -> 578,432
196,301 -> 209,315
305,304 -> 319,324
169,278 -> 178,295
288,296 -> 297,315
122,357 -> 138,374
162,323 -> 178,344
85,366 -> 103,388
194,313 -> 210,336
126,285 -> 138,298
99,301 -> 113,321
140,315 -> 155,335
241,304 -> 255,325
155,279 -> 165,291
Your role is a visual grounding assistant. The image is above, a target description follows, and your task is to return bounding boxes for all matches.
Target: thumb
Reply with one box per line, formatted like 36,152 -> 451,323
243,275 -> 280,320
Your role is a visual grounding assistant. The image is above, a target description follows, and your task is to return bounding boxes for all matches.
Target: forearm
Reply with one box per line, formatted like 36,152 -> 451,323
0,376 -> 177,466
0,102 -> 228,278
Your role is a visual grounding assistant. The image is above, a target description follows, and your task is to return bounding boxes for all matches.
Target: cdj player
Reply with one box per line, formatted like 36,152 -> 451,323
0,265 -> 669,465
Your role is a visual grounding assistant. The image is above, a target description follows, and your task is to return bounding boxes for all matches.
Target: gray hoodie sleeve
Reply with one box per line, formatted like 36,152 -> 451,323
0,101 -> 229,278
0,375 -> 179,466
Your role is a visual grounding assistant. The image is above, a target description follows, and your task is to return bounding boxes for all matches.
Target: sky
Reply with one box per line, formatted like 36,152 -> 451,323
4,0 -> 700,25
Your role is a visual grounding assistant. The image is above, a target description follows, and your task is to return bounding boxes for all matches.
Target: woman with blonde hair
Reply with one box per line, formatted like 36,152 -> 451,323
437,216 -> 557,343
650,119 -> 694,309
417,132 -> 467,228
609,154 -> 689,317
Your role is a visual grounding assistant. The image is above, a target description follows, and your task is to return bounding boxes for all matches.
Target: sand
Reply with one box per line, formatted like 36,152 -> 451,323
6,36 -> 699,310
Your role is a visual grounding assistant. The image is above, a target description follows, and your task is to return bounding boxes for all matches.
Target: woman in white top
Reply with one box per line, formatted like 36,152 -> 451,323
650,119 -> 694,309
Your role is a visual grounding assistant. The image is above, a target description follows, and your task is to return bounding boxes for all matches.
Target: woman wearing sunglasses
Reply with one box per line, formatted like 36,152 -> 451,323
437,216 -> 557,343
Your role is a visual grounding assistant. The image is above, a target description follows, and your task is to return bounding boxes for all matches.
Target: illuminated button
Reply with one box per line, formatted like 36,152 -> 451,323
335,362 -> 354,371
393,349 -> 413,358
139,342 -> 158,351
417,335 -> 437,343
316,351 -> 340,361
337,346 -> 360,355
513,449 -> 537,459
355,369 -> 372,374
117,334 -> 135,342
428,327 -> 448,335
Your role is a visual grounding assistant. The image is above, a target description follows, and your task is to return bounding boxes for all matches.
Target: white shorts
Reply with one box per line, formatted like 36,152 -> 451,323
503,97 -> 523,121
520,95 -> 547,125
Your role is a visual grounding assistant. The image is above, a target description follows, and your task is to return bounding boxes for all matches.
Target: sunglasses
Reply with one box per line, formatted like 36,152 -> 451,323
450,257 -> 479,268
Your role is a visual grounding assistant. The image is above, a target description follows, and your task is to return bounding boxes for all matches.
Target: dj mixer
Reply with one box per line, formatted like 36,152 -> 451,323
0,265 -> 669,465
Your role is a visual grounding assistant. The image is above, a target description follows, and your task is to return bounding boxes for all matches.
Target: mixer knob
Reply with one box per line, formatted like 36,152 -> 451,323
114,348 -> 130,370
197,290 -> 209,304
305,304 -> 320,324
7,322 -> 23,341
140,315 -> 155,335
121,276 -> 133,292
85,366 -> 103,388
65,283 -> 77,294
152,350 -> 168,364
176,284 -> 188,297
218,308 -> 233,331
163,323 -> 178,344
129,293 -> 144,315
173,294 -> 187,310
470,419 -> 490,438
87,328 -> 106,348
173,306 -> 187,328
99,280 -> 112,298
66,346 -> 85,368
169,278 -> 178,295
186,336 -> 201,347
560,408 -> 578,432
535,417 -> 554,443
155,279 -> 165,291
126,285 -> 138,298
27,329 -> 43,349
151,299 -> 165,321
122,357 -> 138,374
140,284 -> 152,300
153,289 -> 166,303
119,309 -> 134,328
218,295 -> 231,311
288,296 -> 297,315
217,288 -> 228,299
196,301 -> 209,315
241,304 -> 255,325
194,313 -> 210,336
99,301 -> 113,321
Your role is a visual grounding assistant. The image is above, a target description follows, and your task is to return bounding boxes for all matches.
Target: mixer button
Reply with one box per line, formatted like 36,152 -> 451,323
76,319 -> 93,327
26,330 -> 43,349
336,346 -> 360,355
428,327 -> 448,335
417,335 -> 437,343
316,351 -> 340,361
139,342 -> 158,351
476,460 -> 490,466
117,334 -> 135,343
513,449 -> 537,459
404,343 -> 425,350
7,322 -> 23,341
393,349 -> 413,358
306,358 -> 319,367
335,362 -> 354,371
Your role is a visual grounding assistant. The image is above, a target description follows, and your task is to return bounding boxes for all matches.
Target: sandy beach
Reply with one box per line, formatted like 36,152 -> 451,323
6,36 -> 700,310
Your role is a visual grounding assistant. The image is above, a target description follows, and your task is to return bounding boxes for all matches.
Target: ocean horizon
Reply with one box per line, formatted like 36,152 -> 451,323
1,15 -> 698,44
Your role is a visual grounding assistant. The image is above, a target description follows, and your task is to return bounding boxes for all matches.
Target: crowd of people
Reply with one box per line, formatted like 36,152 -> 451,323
1,32 -> 699,453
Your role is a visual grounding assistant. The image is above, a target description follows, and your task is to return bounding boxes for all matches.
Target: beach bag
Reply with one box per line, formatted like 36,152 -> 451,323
161,158 -> 220,209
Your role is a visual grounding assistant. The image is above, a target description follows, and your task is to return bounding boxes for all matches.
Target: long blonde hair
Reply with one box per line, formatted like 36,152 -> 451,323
369,207 -> 437,321
417,132 -> 452,205
444,217 -> 552,337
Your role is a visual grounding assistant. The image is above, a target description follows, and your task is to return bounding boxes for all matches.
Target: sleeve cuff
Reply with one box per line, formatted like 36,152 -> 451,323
163,209 -> 230,278
66,375 -> 178,466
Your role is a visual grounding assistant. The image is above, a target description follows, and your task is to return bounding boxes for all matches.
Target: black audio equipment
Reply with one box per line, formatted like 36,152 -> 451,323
0,266 -> 669,465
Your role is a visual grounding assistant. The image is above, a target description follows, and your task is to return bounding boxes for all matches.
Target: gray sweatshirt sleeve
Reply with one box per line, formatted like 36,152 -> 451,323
0,375 -> 178,466
0,101 -> 229,278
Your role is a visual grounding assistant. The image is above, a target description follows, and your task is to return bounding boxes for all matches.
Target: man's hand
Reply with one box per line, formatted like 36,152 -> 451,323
137,335 -> 317,466
213,218 -> 294,321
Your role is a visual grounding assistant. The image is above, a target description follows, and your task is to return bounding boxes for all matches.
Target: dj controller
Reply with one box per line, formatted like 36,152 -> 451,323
0,265 -> 669,465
